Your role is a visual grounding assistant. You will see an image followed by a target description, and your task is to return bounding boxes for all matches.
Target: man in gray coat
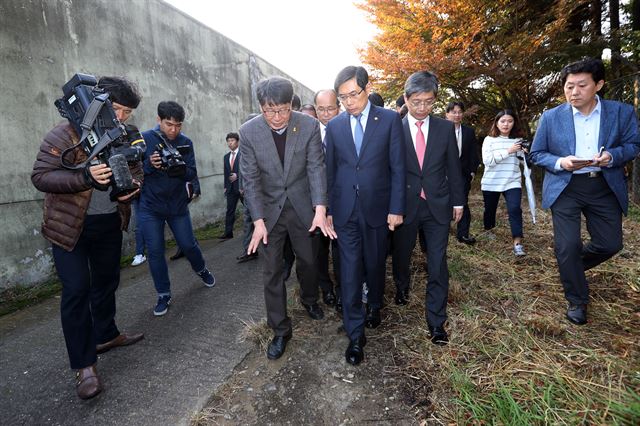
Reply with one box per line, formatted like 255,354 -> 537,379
239,76 -> 336,360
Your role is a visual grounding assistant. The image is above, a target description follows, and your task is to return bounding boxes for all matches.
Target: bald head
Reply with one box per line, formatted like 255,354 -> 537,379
314,89 -> 340,125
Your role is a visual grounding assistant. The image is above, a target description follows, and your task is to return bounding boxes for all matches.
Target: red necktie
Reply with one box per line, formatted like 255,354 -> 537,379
416,121 -> 426,199
230,151 -> 236,170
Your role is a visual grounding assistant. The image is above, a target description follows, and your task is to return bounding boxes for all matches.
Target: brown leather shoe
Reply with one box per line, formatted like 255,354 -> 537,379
76,365 -> 102,400
96,332 -> 144,354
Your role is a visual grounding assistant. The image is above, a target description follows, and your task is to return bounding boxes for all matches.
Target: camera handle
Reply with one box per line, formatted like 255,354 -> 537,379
60,95 -> 125,170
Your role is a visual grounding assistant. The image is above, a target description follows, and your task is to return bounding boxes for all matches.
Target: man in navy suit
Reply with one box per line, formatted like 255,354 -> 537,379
392,71 -> 465,345
221,132 -> 241,239
530,57 -> 640,325
325,66 -> 405,365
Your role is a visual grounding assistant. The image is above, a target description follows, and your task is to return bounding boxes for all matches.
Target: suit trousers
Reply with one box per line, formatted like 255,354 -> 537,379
241,202 -> 254,252
336,198 -> 389,340
317,235 -> 339,293
52,213 -> 122,369
393,199 -> 450,327
456,178 -> 473,239
224,190 -> 241,236
261,200 -> 319,336
550,174 -> 623,305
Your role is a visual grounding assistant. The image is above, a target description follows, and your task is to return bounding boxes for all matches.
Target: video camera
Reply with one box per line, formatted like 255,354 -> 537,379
152,131 -> 188,178
519,139 -> 531,151
55,73 -> 145,200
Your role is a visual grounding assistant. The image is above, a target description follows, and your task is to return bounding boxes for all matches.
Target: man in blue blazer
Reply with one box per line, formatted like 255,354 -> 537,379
530,57 -> 640,325
325,66 -> 406,365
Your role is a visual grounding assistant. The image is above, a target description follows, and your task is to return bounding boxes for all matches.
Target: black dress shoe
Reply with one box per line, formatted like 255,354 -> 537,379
266,334 -> 292,360
236,252 -> 258,263
365,306 -> 381,329
302,303 -> 324,320
218,233 -> 233,240
428,325 -> 449,345
566,303 -> 587,325
345,336 -> 366,365
169,249 -> 184,260
394,289 -> 409,306
335,295 -> 343,315
322,289 -> 336,306
458,235 -> 476,245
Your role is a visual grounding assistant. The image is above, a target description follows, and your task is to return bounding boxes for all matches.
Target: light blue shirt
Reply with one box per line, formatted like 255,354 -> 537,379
573,95 -> 601,173
350,101 -> 371,140
554,96 -> 602,172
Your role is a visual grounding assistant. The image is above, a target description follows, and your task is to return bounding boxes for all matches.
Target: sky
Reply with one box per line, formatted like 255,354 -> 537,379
163,0 -> 378,92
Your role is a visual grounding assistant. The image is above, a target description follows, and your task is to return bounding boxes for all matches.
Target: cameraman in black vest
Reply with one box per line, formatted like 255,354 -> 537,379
31,76 -> 144,400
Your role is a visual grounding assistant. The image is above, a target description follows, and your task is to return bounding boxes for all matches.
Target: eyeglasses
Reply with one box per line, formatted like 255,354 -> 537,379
337,88 -> 364,102
409,98 -> 437,108
316,106 -> 338,113
262,107 -> 291,118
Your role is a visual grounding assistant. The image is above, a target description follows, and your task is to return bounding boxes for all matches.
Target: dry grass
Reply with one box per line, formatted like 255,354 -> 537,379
381,193 -> 640,424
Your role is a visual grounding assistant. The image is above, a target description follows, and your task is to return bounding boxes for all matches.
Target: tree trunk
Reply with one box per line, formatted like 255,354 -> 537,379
609,0 -> 623,100
631,2 -> 640,203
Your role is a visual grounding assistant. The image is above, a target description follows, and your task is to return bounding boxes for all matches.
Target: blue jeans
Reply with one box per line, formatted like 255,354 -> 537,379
482,188 -> 523,238
138,208 -> 206,296
132,198 -> 145,255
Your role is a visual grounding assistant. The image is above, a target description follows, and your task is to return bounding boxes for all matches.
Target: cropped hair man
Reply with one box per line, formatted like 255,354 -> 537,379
139,101 -> 216,317
530,57 -> 640,325
445,101 -> 480,245
392,71 -> 465,345
221,132 -> 241,240
325,66 -> 406,365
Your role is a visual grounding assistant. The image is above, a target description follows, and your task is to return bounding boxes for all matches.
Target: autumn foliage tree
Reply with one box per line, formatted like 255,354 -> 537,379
359,0 -> 602,134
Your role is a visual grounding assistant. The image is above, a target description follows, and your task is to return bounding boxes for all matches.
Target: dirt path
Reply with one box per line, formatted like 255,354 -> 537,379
193,302 -> 419,425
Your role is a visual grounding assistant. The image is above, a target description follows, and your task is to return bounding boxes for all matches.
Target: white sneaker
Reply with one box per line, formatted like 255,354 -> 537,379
513,244 -> 526,257
131,254 -> 147,266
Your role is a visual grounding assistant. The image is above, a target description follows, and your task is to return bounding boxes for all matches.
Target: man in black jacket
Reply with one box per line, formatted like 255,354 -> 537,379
446,101 -> 480,245
221,132 -> 240,239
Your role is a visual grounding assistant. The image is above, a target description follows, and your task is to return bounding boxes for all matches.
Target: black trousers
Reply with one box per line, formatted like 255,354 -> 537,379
550,174 -> 623,305
261,200 -> 319,336
52,213 -> 122,369
393,199 -> 450,327
456,178 -> 473,239
224,190 -> 241,235
317,235 -> 340,293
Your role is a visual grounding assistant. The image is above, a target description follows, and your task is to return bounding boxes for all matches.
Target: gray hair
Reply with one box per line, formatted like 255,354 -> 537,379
404,71 -> 439,98
256,77 -> 294,106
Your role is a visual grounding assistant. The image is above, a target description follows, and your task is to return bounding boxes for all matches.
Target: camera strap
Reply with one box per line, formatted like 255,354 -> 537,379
60,95 -> 125,170
153,130 -> 176,150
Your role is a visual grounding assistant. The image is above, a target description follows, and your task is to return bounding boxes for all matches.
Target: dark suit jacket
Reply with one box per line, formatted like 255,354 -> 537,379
238,112 -> 327,233
325,104 -> 406,228
402,115 -> 465,225
223,150 -> 240,194
459,124 -> 480,181
530,100 -> 640,214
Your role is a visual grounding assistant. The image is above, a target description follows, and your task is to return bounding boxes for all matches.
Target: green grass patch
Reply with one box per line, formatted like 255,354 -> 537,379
627,202 -> 640,222
0,278 -> 62,317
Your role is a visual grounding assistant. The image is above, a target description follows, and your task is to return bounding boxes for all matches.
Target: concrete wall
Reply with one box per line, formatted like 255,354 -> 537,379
0,0 -> 314,290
